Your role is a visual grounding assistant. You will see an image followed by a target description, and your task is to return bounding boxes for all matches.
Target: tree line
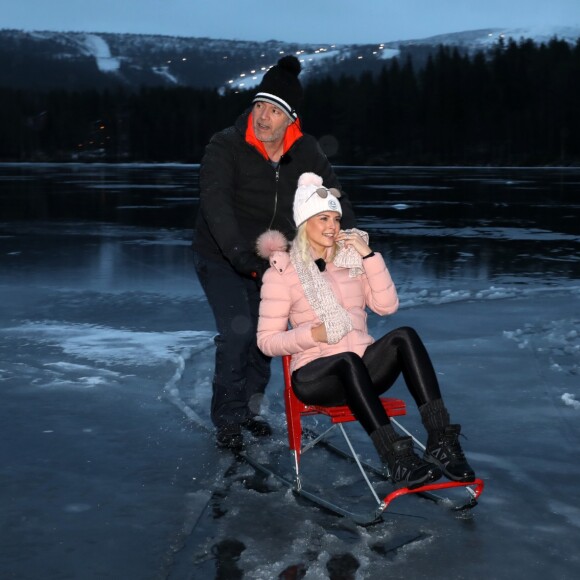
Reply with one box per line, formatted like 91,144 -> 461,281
1,37 -> 579,165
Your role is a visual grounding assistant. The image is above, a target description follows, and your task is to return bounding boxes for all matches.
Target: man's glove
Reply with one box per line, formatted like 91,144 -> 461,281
231,251 -> 269,284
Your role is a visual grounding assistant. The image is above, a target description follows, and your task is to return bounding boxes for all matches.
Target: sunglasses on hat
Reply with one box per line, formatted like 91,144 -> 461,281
306,186 -> 342,202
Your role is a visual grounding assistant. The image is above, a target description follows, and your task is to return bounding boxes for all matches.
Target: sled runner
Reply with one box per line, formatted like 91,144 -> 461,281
242,355 -> 484,526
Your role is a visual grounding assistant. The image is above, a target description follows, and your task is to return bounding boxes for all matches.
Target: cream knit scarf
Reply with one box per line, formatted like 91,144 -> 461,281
290,243 -> 354,345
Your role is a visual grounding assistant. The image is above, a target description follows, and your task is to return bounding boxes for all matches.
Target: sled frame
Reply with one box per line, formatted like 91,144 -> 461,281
274,354 -> 484,524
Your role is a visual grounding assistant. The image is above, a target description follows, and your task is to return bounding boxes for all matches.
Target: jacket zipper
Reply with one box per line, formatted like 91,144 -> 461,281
267,164 -> 280,231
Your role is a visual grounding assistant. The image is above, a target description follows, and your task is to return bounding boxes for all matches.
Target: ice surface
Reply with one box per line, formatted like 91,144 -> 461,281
1,164 -> 579,579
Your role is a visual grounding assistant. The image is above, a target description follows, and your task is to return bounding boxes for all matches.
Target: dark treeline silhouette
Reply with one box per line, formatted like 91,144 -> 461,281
1,37 -> 579,165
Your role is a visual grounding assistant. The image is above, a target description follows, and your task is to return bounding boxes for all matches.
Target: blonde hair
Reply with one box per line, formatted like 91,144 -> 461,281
293,222 -> 338,263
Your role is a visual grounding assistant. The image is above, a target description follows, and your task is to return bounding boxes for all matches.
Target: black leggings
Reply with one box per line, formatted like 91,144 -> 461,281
291,326 -> 442,434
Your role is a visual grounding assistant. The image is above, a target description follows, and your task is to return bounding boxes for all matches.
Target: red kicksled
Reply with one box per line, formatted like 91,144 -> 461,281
243,355 -> 484,526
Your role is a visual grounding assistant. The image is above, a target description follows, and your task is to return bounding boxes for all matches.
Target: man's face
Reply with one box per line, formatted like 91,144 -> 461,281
252,101 -> 293,143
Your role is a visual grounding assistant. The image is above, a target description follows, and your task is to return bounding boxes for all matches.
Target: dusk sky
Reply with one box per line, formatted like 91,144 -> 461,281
3,0 -> 580,44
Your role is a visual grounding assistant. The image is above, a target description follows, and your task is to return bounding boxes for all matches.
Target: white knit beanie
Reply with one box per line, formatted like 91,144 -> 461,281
293,172 -> 342,227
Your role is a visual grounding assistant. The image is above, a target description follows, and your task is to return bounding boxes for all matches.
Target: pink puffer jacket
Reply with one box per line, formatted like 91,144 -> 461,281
257,250 -> 399,372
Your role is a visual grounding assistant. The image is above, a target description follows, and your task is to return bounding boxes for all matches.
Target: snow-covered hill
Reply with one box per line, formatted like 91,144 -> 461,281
0,26 -> 578,92
400,25 -> 580,49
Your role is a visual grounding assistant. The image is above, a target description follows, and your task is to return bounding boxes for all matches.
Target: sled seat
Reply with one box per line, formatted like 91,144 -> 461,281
283,354 -> 406,457
280,354 -> 484,523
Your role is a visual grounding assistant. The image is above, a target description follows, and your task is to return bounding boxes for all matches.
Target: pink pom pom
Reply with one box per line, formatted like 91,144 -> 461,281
256,230 -> 288,259
297,172 -> 323,188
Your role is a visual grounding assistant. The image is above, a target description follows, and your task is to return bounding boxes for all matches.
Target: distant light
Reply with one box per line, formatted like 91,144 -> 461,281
250,70 -> 256,73
223,55 -> 228,59
240,73 -> 246,77
228,80 -> 233,83
167,60 -> 172,64
182,57 -> 187,61
357,56 -> 363,59
279,50 -> 284,54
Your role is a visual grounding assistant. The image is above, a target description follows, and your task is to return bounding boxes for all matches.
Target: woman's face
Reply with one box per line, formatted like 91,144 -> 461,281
304,211 -> 342,257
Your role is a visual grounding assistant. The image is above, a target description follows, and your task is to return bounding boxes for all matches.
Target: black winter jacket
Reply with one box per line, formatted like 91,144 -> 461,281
193,110 -> 356,279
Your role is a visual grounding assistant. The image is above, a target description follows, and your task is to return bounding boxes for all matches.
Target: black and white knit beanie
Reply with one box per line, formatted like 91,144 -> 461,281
253,55 -> 303,120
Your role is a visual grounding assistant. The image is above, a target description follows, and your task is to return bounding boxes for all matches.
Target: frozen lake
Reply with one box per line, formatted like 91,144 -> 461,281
1,163 -> 579,579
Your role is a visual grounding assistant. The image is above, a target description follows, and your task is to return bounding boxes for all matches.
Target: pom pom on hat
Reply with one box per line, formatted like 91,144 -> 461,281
297,172 -> 323,188
293,172 -> 342,227
256,230 -> 288,259
253,55 -> 303,120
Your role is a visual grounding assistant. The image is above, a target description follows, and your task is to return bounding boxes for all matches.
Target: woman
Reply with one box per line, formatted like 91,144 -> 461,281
256,172 -> 475,489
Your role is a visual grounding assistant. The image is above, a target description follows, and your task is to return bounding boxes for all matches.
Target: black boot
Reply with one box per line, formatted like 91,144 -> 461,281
216,423 -> 244,451
241,416 -> 272,437
424,424 -> 476,482
385,436 -> 442,489
371,425 -> 441,489
419,399 -> 475,482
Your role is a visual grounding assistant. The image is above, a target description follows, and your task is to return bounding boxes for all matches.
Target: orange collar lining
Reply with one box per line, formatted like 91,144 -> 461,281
245,113 -> 303,160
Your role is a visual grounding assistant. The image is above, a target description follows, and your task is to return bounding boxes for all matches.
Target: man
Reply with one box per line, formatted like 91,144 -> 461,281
193,55 -> 356,450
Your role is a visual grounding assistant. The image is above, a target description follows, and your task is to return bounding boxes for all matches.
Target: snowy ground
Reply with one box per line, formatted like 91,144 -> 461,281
1,164 -> 579,579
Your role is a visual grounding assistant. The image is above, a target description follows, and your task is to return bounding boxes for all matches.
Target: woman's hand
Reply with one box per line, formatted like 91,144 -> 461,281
336,229 -> 372,257
311,323 -> 328,343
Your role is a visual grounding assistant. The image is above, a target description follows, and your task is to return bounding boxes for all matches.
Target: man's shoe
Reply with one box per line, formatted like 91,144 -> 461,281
424,424 -> 476,482
216,424 -> 243,451
241,416 -> 272,437
386,436 -> 442,489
